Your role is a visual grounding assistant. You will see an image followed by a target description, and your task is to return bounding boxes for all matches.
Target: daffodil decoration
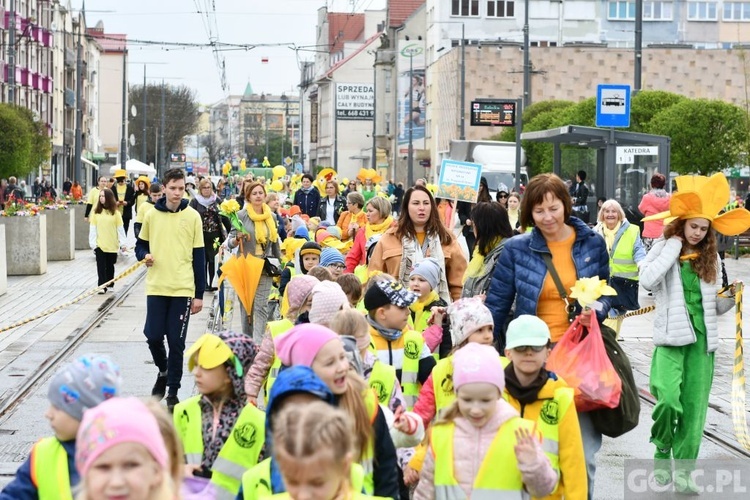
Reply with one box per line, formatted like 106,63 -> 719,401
569,277 -> 617,310
219,199 -> 248,235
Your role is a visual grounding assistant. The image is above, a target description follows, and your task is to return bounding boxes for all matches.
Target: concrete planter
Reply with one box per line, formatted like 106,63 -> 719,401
74,204 -> 90,250
0,226 -> 7,295
0,215 -> 47,275
46,208 -> 76,261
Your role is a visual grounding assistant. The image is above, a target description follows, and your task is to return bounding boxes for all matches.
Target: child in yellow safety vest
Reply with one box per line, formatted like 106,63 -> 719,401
245,275 -> 320,406
503,315 -> 587,500
0,355 -> 121,500
413,343 -> 558,500
270,401 -> 390,500
364,278 -> 437,411
408,258 -> 451,357
75,397 -> 175,500
174,332 -> 265,499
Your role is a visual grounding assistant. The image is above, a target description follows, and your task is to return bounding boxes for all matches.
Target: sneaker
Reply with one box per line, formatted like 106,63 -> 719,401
97,288 -> 107,295
674,469 -> 700,495
165,395 -> 179,413
151,374 -> 168,400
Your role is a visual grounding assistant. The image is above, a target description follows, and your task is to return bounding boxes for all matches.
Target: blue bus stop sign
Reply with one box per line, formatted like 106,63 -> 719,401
596,84 -> 631,128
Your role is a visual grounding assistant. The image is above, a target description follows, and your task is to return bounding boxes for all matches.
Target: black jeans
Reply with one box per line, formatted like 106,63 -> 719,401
203,231 -> 221,287
95,248 -> 117,287
144,296 -> 193,396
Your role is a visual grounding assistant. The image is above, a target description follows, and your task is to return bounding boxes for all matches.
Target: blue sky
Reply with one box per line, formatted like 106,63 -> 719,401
74,0 -> 386,104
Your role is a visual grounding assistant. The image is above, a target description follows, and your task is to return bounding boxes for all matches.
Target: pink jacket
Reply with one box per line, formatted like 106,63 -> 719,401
345,228 -> 367,273
638,191 -> 671,239
413,372 -> 437,429
413,400 -> 557,500
245,331 -> 275,399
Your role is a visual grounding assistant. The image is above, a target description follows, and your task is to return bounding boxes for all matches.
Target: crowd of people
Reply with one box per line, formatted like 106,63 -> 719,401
3,166 -> 750,500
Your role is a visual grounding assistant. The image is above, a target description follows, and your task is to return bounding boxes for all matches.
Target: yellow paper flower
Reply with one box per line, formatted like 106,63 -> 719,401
220,199 -> 240,215
569,277 -> 617,308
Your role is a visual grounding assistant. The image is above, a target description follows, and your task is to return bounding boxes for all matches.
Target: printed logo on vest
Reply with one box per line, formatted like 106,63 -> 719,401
371,380 -> 387,403
540,399 -> 560,425
441,373 -> 454,395
233,422 -> 258,449
404,340 -> 420,360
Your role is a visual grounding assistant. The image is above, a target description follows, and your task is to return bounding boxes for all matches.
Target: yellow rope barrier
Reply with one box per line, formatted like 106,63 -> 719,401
0,261 -> 145,334
610,304 -> 656,320
730,282 -> 750,450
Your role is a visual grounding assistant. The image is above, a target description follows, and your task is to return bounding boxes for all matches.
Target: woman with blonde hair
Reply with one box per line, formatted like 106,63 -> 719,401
318,180 -> 347,225
345,196 -> 394,273
228,181 -> 282,343
337,191 -> 367,242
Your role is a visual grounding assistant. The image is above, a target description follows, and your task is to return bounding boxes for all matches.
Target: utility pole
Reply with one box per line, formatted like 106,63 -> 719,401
407,52 -> 414,187
119,50 -> 128,169
523,0 -> 531,108
460,23 -> 466,140
142,66 -> 147,162
74,8 -> 84,184
159,81 -> 166,175
634,0 -> 643,92
372,52 -> 377,168
7,0 -> 16,104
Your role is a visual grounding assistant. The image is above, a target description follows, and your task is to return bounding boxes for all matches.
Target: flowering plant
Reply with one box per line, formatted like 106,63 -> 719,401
569,277 -> 617,309
219,199 -> 248,235
1,199 -> 42,217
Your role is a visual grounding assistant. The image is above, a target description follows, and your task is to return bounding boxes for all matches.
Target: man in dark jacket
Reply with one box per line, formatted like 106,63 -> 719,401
570,170 -> 590,224
293,173 -> 321,217
3,176 -> 25,202
112,170 -> 136,235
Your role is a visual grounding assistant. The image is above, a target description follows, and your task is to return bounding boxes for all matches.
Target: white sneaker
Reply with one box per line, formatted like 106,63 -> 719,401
97,288 -> 107,295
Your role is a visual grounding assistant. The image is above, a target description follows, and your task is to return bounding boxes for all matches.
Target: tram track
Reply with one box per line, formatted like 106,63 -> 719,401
638,388 -> 750,459
0,267 -> 147,422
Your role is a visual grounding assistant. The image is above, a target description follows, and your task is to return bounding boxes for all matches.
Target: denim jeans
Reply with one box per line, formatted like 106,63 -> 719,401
143,296 -> 192,395
578,411 -> 603,499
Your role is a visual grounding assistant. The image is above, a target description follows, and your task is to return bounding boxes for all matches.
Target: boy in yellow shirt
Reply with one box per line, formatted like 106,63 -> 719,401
136,168 -> 205,412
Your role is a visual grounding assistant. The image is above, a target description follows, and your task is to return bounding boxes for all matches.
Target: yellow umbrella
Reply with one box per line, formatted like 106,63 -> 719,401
218,242 -> 265,314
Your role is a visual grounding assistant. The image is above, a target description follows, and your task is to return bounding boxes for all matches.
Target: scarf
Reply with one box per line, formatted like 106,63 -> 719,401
465,237 -> 502,280
365,215 -> 393,241
366,314 -> 403,342
680,252 -> 700,261
193,192 -> 217,208
410,290 -> 440,319
247,203 -> 279,254
651,188 -> 669,198
601,221 -> 622,254
503,364 -> 550,406
399,233 -> 451,304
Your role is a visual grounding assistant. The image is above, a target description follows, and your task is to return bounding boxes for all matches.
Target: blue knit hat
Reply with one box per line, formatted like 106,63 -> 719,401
319,247 -> 345,267
294,226 -> 310,240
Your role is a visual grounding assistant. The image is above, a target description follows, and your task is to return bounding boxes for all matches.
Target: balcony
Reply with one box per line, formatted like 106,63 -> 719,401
31,72 -> 40,90
64,49 -> 75,69
0,61 -> 4,83
19,67 -> 29,86
42,76 -> 53,94
3,11 -> 21,31
64,88 -> 75,108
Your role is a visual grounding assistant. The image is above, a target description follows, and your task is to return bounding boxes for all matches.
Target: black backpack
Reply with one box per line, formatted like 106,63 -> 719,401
587,324 -> 640,437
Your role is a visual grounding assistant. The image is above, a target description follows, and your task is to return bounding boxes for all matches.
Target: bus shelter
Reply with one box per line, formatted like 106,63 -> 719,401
521,125 -> 670,214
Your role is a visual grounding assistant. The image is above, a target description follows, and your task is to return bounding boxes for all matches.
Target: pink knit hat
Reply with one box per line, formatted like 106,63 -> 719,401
275,323 -> 341,367
453,343 -> 505,393
309,281 -> 350,326
447,297 -> 494,347
287,275 -> 320,313
76,397 -> 168,475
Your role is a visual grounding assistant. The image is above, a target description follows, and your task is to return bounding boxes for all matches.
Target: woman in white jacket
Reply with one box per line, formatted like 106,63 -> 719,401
640,173 -> 750,493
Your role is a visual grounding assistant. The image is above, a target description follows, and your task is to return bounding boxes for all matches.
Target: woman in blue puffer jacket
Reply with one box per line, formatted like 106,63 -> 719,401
485,173 -> 611,500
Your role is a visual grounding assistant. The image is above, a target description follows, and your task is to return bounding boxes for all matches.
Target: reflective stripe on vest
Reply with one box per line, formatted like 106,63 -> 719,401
175,396 -> 266,499
30,437 -> 73,500
369,361 -> 397,405
535,387 -> 574,494
610,225 -> 640,279
401,330 -> 423,410
434,355 -> 511,415
269,491 -> 386,500
432,417 -> 534,500
265,319 -> 295,404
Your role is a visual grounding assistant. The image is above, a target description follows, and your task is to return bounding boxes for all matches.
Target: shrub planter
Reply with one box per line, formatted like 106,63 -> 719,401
0,225 -> 7,295
0,215 -> 47,275
46,208 -> 76,261
74,205 -> 90,250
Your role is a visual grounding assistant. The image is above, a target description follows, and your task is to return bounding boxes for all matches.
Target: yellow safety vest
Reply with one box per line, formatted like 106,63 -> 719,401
368,361 -> 397,406
270,493 -> 388,500
241,458 -> 368,499
432,417 -> 536,500
174,396 -> 266,499
360,388 -> 379,495
610,225 -> 640,279
533,387 -> 574,492
279,268 -> 299,318
30,437 -> 73,500
433,355 -> 511,414
400,330 -> 424,411
264,318 -> 295,404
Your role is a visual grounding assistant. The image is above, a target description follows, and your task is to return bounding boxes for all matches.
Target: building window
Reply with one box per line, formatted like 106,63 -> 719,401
643,1 -> 673,20
487,0 -> 515,17
385,113 -> 391,135
385,69 -> 392,93
452,0 -> 479,16
723,1 -> 750,20
310,100 -> 319,143
688,1 -> 718,20
608,1 -> 636,19
530,41 -> 558,47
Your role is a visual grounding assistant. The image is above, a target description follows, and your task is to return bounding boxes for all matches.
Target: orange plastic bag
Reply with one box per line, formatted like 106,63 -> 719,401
546,317 -> 622,412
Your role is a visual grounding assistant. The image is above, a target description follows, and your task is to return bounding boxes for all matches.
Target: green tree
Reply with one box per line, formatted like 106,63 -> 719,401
0,104 -> 49,179
647,99 -> 749,175
629,90 -> 686,133
490,100 -> 575,142
246,132 -> 291,167
129,84 -> 200,166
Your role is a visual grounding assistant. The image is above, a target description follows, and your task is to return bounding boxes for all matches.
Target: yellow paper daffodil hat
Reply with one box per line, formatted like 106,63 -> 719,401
642,172 -> 750,236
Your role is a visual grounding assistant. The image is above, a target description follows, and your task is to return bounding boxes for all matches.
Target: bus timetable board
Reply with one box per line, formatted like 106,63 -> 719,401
470,100 -> 516,127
